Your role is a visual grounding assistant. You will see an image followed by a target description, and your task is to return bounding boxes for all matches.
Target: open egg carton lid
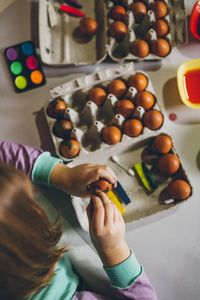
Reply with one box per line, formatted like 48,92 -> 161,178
39,0 -> 187,66
45,62 -> 166,162
44,62 -> 192,231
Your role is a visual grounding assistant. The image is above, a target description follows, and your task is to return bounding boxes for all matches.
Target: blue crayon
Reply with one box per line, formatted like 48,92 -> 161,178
115,181 -> 131,205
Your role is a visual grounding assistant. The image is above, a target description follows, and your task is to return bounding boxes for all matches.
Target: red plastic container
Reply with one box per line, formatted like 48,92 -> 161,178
190,1 -> 200,40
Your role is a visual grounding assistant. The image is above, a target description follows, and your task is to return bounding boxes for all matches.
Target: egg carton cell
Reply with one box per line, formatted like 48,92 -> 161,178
45,63 -> 166,162
39,0 -> 187,65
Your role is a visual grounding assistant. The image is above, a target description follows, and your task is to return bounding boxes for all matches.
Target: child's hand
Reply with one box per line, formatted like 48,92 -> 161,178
50,163 -> 117,198
87,190 -> 130,267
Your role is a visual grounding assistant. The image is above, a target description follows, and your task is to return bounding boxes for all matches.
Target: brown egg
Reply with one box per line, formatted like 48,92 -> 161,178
143,109 -> 163,130
135,91 -> 155,110
158,153 -> 180,175
151,39 -> 170,57
108,79 -> 127,98
60,139 -> 80,159
47,98 -> 67,119
102,125 -> 122,145
167,180 -> 191,200
111,5 -> 126,21
151,1 -> 168,19
90,179 -> 112,194
53,119 -> 73,139
115,99 -> 135,118
88,87 -> 107,106
79,17 -> 98,37
123,118 -> 143,137
131,40 -> 149,58
109,21 -> 127,42
128,73 -> 148,92
152,134 -> 172,154
151,19 -> 169,38
130,2 -> 147,23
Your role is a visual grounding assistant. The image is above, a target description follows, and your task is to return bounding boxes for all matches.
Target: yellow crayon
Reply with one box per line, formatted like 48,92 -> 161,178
107,191 -> 126,214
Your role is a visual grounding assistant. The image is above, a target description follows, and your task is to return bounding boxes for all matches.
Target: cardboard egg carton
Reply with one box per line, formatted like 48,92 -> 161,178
69,133 -> 192,231
45,63 -> 165,162
45,63 -> 193,230
115,133 -> 193,225
39,0 -> 187,65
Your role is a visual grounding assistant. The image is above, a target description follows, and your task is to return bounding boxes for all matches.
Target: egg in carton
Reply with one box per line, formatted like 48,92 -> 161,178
39,0 -> 187,65
45,63 -> 166,162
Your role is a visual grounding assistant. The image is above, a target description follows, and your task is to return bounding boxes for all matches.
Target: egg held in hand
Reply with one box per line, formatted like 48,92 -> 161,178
90,179 -> 112,194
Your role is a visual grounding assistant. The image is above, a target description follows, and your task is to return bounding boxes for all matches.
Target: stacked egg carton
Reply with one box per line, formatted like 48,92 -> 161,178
45,63 -> 165,162
107,0 -> 187,61
39,0 -> 187,65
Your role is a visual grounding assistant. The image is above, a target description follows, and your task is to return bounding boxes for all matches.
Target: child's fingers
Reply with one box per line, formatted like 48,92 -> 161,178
113,202 -> 124,223
96,190 -> 124,225
97,166 -> 117,186
86,199 -> 93,225
94,190 -> 115,226
94,189 -> 110,202
89,193 -> 105,230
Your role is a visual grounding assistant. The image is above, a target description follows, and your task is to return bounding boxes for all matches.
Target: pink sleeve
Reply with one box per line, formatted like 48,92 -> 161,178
0,140 -> 43,178
73,270 -> 157,300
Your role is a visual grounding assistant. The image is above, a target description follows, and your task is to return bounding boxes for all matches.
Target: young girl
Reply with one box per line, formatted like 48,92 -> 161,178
0,140 -> 158,300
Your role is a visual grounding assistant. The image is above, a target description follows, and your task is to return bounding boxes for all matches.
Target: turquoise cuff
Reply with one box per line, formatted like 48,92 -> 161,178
104,250 -> 142,289
31,152 -> 62,186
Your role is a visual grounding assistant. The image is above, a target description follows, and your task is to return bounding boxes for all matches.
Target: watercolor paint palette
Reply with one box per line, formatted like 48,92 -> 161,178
4,41 -> 46,93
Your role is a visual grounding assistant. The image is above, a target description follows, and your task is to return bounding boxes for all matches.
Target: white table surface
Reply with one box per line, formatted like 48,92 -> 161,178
0,1 -> 200,299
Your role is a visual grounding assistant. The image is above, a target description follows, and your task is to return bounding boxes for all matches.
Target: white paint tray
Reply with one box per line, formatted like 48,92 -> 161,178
39,0 -> 187,66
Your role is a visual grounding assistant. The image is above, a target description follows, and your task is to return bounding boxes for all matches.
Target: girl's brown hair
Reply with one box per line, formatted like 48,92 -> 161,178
0,163 -> 68,300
